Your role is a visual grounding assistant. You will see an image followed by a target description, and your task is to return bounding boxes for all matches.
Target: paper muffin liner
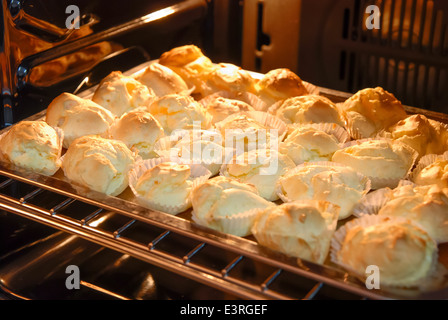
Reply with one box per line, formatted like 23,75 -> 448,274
191,206 -> 266,238
275,161 -> 371,204
335,138 -> 419,190
128,157 -> 212,215
409,151 -> 448,184
198,90 -> 268,112
285,122 -> 351,144
303,81 -> 320,96
330,214 -> 439,289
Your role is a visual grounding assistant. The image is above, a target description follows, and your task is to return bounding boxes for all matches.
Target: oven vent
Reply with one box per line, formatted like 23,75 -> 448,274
335,0 -> 448,111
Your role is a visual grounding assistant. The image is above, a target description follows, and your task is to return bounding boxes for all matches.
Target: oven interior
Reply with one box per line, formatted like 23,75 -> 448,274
1,0 -> 448,300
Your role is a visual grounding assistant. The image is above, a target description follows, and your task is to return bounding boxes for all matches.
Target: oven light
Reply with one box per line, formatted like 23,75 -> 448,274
141,7 -> 176,24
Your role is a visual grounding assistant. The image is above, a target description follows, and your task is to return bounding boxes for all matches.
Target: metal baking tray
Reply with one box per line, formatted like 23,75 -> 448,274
1,60 -> 448,300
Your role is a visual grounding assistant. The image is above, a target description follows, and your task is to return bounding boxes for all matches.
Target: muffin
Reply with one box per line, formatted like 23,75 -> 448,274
202,63 -> 257,96
277,162 -> 370,220
279,125 -> 343,165
381,114 -> 448,160
331,215 -> 438,288
202,96 -> 255,125
377,183 -> 448,243
191,176 -> 275,236
134,62 -> 190,97
221,148 -> 296,201
269,94 -> 345,127
61,135 -> 135,196
251,200 -> 340,264
110,109 -> 165,159
332,139 -> 417,189
158,44 -> 216,98
132,161 -> 195,214
339,87 -> 408,139
147,94 -> 212,135
412,154 -> 448,188
0,120 -> 63,176
92,71 -> 156,117
45,92 -> 115,148
255,68 -> 309,108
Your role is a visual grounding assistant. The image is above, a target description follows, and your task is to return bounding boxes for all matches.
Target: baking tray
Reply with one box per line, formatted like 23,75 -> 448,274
2,60 -> 448,300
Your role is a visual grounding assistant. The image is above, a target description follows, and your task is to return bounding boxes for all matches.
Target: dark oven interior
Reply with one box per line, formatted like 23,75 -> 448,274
1,0 -> 448,300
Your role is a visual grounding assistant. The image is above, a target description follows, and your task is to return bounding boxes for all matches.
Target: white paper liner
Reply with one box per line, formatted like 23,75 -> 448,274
0,124 -> 64,176
286,122 -> 351,144
128,157 -> 212,215
198,90 -> 268,112
330,214 -> 439,289
335,138 -> 419,189
409,151 -> 448,185
191,207 -> 266,237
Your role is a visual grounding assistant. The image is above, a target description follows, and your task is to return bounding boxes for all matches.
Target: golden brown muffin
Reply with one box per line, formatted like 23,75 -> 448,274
62,135 -> 135,196
340,87 -> 408,139
269,94 -> 345,127
0,120 -> 62,176
92,71 -> 156,117
332,139 -> 417,189
46,92 -> 115,148
378,183 -> 448,243
110,109 -> 165,159
252,200 -> 340,264
333,215 -> 438,288
158,44 -> 216,98
135,62 -> 189,97
202,63 -> 257,96
147,94 -> 212,134
255,68 -> 309,108
382,114 -> 448,160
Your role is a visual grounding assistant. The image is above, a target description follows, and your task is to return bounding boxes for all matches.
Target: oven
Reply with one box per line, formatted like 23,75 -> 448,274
1,0 -> 448,301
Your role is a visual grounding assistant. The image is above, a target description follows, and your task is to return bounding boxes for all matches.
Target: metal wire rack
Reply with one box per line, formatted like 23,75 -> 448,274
0,163 -> 381,300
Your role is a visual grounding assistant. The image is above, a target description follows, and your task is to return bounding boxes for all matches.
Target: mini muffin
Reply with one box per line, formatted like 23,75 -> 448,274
332,139 -> 417,189
147,94 -> 212,135
221,148 -> 296,201
158,44 -> 216,98
134,62 -> 190,97
92,71 -> 156,117
191,176 -> 275,236
331,215 -> 438,288
251,200 -> 340,264
412,155 -> 448,188
277,163 -> 370,220
132,161 -> 195,214
381,114 -> 448,160
0,120 -> 63,176
46,92 -> 115,148
62,135 -> 135,196
202,96 -> 255,125
255,68 -> 309,108
279,125 -> 343,165
268,95 -> 345,127
202,63 -> 257,96
377,183 -> 448,243
110,109 -> 165,159
339,87 -> 408,139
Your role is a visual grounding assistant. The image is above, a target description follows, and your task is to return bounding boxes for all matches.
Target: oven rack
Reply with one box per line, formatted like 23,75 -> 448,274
0,164 -> 384,300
